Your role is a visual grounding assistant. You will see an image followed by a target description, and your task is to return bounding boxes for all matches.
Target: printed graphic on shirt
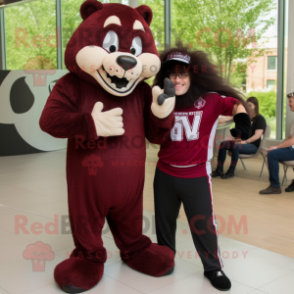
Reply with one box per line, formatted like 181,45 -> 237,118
194,97 -> 206,109
171,111 -> 203,141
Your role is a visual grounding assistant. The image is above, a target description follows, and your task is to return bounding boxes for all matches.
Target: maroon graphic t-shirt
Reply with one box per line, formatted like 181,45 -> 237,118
157,92 -> 240,178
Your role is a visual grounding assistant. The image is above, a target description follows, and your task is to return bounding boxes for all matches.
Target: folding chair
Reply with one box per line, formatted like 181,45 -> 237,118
228,124 -> 271,177
258,124 -> 271,177
279,161 -> 294,186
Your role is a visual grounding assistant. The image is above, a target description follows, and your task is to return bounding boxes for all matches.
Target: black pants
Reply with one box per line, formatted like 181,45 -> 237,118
154,167 -> 223,271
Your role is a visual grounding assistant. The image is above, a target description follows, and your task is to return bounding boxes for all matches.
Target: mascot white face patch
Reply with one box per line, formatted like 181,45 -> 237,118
76,16 -> 160,97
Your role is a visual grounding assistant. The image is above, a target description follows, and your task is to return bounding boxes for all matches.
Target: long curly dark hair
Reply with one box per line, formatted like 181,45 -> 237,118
153,42 -> 250,113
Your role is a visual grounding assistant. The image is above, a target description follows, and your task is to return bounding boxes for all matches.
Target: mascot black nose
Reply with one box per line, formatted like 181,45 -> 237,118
117,56 -> 137,71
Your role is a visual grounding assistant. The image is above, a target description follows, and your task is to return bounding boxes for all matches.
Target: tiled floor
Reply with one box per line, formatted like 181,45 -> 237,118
0,150 -> 293,294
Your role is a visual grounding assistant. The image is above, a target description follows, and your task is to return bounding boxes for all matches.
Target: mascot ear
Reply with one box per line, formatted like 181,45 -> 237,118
135,5 -> 153,26
80,0 -> 103,21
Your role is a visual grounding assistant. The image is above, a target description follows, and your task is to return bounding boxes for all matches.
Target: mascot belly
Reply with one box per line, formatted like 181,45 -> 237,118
39,0 -> 175,293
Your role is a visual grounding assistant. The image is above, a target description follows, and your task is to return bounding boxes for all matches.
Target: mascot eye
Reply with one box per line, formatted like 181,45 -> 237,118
130,36 -> 142,56
103,31 -> 119,53
109,45 -> 116,52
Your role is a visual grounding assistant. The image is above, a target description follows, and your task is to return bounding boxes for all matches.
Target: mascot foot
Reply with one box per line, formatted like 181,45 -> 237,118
54,257 -> 104,293
123,243 -> 174,277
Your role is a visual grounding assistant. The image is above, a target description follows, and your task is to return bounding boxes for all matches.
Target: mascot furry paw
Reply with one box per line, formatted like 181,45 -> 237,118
40,0 -> 175,293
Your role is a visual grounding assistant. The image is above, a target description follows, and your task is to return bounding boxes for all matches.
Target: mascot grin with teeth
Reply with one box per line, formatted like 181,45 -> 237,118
40,0 -> 175,293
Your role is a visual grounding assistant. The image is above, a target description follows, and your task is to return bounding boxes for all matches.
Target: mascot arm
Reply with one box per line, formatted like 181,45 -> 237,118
39,74 -> 97,140
143,83 -> 175,145
151,78 -> 175,119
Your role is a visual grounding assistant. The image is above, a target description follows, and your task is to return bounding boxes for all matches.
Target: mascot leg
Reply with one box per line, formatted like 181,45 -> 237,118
107,190 -> 175,277
54,249 -> 106,293
54,184 -> 107,293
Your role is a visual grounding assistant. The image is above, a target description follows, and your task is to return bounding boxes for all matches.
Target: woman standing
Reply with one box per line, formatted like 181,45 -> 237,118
152,45 -> 251,291
212,96 -> 266,179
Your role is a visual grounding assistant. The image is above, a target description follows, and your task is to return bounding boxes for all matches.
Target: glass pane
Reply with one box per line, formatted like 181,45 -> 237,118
138,0 -> 164,86
282,0 -> 288,140
5,0 -> 57,70
61,0 -> 84,69
171,0 -> 278,139
61,0 -> 129,69
138,0 -> 164,53
268,56 -> 277,70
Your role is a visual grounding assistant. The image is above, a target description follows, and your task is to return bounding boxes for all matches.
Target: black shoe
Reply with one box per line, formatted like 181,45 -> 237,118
285,180 -> 294,192
221,170 -> 234,179
259,185 -> 282,194
211,169 -> 224,177
204,270 -> 231,291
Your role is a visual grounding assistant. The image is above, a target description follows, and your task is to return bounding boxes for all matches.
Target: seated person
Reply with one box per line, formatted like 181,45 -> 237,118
259,92 -> 294,194
212,96 -> 266,179
285,172 -> 294,192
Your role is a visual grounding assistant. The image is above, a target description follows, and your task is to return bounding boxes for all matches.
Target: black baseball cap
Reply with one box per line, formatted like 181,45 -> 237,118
161,52 -> 191,69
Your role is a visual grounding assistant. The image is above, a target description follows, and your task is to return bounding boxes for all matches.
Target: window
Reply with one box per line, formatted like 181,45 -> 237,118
1,0 -> 283,140
282,0 -> 289,139
4,0 -> 57,70
267,80 -> 276,89
138,0 -> 165,86
139,0 -> 164,52
171,0 -> 279,139
61,0 -> 84,69
268,56 -> 277,70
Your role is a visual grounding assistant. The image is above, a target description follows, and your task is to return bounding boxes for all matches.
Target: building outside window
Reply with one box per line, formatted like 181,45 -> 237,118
268,56 -> 277,70
267,79 -> 276,89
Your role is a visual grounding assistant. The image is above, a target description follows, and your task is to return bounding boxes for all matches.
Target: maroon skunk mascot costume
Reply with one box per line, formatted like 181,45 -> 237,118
40,1 -> 176,293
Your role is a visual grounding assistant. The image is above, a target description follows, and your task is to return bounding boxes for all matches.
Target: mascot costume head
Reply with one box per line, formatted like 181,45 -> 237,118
65,0 -> 160,96
40,1 -> 176,293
